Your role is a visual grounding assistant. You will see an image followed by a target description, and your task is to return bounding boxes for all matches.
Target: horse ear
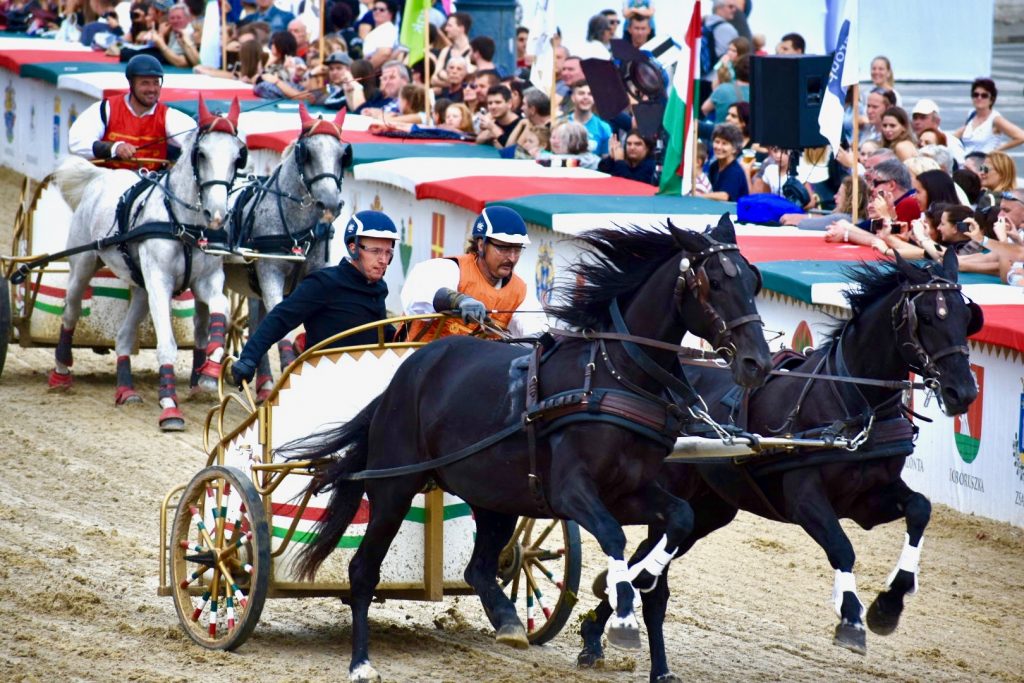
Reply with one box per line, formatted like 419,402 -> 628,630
197,93 -> 214,128
299,101 -> 313,129
227,97 -> 240,129
709,212 -> 737,244
668,219 -> 707,252
941,243 -> 960,282
893,250 -> 928,283
334,107 -> 347,130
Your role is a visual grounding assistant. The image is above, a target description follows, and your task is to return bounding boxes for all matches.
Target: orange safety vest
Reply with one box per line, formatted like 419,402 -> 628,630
408,253 -> 527,341
101,97 -> 169,172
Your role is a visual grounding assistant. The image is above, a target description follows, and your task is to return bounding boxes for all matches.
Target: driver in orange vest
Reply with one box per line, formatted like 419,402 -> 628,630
401,206 -> 546,339
68,54 -> 195,172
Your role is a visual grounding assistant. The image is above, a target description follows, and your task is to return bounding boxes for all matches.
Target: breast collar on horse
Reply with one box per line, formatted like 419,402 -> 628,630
113,121 -> 239,295
232,121 -> 342,264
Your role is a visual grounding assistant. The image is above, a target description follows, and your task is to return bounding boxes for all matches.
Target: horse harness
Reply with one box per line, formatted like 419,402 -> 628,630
338,242 -> 766,516
229,128 -> 343,285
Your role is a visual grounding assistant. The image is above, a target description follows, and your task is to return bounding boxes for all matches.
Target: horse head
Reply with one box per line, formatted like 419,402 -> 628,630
191,94 -> 247,229
293,103 -> 347,220
891,250 -> 980,416
670,213 -> 771,389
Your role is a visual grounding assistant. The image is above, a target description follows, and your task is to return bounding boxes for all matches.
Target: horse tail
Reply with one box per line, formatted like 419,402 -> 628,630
53,156 -> 106,211
280,395 -> 383,580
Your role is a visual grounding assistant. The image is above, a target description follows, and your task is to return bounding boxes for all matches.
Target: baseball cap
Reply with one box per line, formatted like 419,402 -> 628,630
325,51 -> 352,67
912,99 -> 939,116
151,0 -> 174,11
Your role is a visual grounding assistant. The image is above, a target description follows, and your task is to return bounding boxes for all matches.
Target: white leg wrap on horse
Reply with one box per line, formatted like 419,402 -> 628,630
832,570 -> 865,619
159,397 -> 177,410
886,533 -> 922,594
349,661 -> 380,683
627,535 -> 675,586
606,558 -> 631,611
208,346 -> 225,363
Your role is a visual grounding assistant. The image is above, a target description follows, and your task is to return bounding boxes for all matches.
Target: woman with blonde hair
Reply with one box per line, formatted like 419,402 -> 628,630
980,151 -> 1017,193
869,56 -> 901,105
441,102 -> 475,134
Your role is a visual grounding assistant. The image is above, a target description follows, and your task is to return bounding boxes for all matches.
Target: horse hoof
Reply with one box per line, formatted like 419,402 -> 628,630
115,387 -> 143,406
606,614 -> 641,651
48,370 -> 73,391
349,662 -> 381,683
833,619 -> 867,655
159,407 -> 186,432
576,649 -> 604,669
495,623 -> 529,649
655,673 -> 683,682
866,595 -> 902,636
592,569 -> 608,601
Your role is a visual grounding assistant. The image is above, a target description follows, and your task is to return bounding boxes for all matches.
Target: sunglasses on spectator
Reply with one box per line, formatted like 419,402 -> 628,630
1002,192 -> 1022,203
980,165 -> 991,174
972,91 -> 991,99
870,178 -> 891,187
372,6 -> 388,12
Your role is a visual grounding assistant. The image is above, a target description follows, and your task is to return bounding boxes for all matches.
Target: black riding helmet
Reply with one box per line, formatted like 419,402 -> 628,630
125,54 -> 164,81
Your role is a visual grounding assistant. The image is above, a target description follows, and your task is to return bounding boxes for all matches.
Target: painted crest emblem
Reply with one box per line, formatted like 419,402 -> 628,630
954,363 -> 983,464
535,241 -> 555,305
431,213 -> 446,259
4,83 -> 15,143
53,96 -> 62,157
792,320 -> 813,352
399,217 -> 413,275
1015,392 -> 1024,484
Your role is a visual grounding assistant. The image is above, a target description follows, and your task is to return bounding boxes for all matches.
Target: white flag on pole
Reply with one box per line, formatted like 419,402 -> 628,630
199,0 -> 222,68
526,0 -> 556,90
817,2 -> 858,151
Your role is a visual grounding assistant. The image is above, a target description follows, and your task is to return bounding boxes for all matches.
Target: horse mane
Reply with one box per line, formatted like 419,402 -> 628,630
547,225 -> 684,329
825,258 -> 942,343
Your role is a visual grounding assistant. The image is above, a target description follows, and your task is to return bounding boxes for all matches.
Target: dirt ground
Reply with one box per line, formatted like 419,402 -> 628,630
1,166 -> 1023,683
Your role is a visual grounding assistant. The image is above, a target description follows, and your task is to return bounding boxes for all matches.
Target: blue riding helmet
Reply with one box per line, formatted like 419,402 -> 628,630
343,211 -> 399,246
472,206 -> 530,245
125,54 -> 165,81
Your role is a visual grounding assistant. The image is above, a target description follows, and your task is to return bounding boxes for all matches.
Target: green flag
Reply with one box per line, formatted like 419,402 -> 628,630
400,0 -> 431,66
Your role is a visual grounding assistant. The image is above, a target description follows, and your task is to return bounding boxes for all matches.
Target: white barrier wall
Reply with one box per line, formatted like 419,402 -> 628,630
756,292 -> 1024,528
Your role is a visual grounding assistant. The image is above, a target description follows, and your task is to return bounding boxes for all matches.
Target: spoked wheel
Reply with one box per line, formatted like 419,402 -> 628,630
498,517 -> 582,645
0,275 -> 10,378
170,466 -> 271,650
224,291 -> 249,359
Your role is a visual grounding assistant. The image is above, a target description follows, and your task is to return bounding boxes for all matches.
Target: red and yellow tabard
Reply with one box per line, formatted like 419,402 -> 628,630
102,97 -> 169,171
409,253 -> 527,340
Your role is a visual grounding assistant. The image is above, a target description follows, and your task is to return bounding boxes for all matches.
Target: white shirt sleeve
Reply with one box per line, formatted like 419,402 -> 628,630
165,106 -> 198,149
401,257 -> 460,315
508,286 -> 548,337
67,100 -> 108,159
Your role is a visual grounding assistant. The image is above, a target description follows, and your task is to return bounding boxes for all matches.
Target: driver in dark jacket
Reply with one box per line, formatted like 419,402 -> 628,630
230,210 -> 398,386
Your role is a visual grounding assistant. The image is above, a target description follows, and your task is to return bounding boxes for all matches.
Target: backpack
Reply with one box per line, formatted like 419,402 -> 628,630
700,17 -> 722,79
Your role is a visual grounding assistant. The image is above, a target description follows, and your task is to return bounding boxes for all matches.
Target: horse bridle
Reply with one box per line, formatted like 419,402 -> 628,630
674,243 -> 764,359
892,278 -> 975,384
189,121 -> 246,198
293,120 -> 345,199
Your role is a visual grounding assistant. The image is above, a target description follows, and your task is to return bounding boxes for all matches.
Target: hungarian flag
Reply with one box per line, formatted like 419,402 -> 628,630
658,0 -> 702,195
400,0 -> 431,66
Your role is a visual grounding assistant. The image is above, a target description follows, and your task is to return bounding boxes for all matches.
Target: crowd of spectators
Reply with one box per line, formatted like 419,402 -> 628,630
4,0 -> 1024,284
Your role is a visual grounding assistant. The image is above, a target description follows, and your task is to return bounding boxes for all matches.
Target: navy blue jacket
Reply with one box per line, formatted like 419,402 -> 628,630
240,259 -> 393,366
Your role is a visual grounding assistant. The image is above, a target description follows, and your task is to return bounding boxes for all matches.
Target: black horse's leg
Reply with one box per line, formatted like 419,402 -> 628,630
856,478 -> 931,636
785,471 -> 867,655
549,469 -> 640,650
347,476 -> 424,682
463,507 -> 527,648
579,492 -> 738,682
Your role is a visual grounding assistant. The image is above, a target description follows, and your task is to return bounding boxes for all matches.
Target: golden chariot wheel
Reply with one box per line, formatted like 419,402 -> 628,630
498,517 -> 582,645
170,465 -> 271,650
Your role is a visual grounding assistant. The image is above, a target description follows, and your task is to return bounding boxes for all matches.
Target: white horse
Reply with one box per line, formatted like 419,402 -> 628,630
52,96 -> 247,431
226,104 -> 347,399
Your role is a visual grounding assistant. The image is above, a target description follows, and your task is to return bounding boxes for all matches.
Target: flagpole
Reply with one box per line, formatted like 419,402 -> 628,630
423,6 -> 432,123
851,83 -> 860,224
220,0 -> 227,72
548,37 -> 557,119
319,0 -> 326,69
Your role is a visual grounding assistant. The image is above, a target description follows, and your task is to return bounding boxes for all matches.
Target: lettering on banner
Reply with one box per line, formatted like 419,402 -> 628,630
904,456 -> 924,473
1016,491 -> 1024,508
949,468 -> 985,493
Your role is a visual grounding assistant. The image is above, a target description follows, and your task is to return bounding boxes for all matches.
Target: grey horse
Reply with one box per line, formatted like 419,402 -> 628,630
52,97 -> 247,431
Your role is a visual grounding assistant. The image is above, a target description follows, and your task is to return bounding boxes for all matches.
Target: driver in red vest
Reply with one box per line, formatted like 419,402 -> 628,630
68,54 -> 196,172
401,206 -> 546,339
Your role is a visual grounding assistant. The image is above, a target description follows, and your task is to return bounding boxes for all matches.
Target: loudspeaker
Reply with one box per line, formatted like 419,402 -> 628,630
750,55 -> 832,149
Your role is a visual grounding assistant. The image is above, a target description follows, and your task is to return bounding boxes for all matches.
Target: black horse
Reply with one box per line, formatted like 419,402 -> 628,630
280,217 -> 772,682
578,249 -> 983,681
